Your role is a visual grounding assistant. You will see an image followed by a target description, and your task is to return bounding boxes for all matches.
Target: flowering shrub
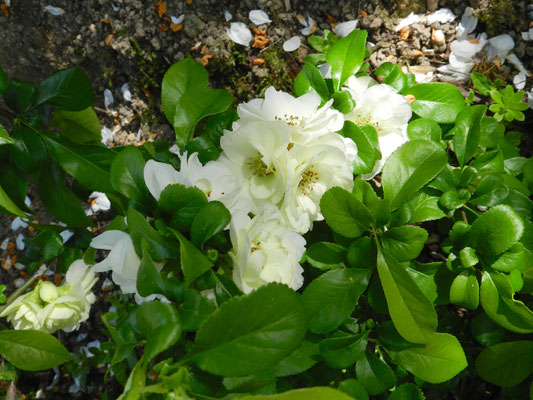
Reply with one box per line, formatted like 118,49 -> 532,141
0,26 -> 532,399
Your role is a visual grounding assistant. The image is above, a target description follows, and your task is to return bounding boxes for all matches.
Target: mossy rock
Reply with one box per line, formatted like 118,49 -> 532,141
472,0 -> 520,36
386,0 -> 427,17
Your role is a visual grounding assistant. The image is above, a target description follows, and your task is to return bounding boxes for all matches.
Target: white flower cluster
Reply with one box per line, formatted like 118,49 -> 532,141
89,83 -> 411,296
0,260 -> 97,333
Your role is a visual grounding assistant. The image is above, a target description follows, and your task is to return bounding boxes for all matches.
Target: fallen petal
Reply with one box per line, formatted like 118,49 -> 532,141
249,9 -> 271,25
395,12 -> 420,31
224,10 -> 232,22
334,20 -> 358,37
121,83 -> 132,102
171,14 -> 184,24
104,89 -> 114,109
226,22 -> 252,46
513,72 -> 527,90
427,8 -> 456,24
44,5 -> 65,15
456,7 -> 477,40
283,36 -> 301,52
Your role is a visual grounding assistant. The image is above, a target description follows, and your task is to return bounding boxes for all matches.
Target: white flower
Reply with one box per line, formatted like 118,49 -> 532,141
344,83 -> 412,179
427,8 -> 455,25
229,204 -> 306,294
235,86 -> 344,143
91,230 -> 141,294
226,22 -> 252,46
281,133 -> 354,233
89,191 -> 111,213
486,34 -> 514,61
456,7 -> 477,40
219,120 -> 291,210
144,153 -> 246,214
0,260 -> 97,333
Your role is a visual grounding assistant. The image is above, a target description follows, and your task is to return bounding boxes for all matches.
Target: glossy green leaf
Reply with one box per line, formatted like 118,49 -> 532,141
340,122 -> 380,175
332,90 -> 355,113
0,183 -> 26,217
387,383 -> 425,400
382,139 -> 447,211
381,226 -> 428,262
172,230 -> 213,286
110,147 -> 150,204
240,387 -> 355,400
375,62 -> 407,92
136,242 -> 165,298
475,341 -> 533,387
306,242 -> 346,270
9,126 -> 47,173
326,29 -> 368,90
320,333 -> 367,368
4,79 -> 35,113
52,107 -> 101,143
377,247 -> 437,344
0,124 -> 13,145
320,186 -> 374,238
127,208 -> 178,261
302,268 -> 370,333
470,174 -> 509,207
190,283 -> 307,377
134,302 -> 181,362
158,184 -> 208,230
449,270 -> 479,310
453,105 -> 486,166
273,339 -> 320,377
0,330 -> 72,371
37,163 -> 92,227
405,191 -> 445,223
404,82 -> 465,123
469,205 -> 524,258
34,67 -> 93,111
338,379 -> 369,400
180,288 -> 216,332
356,350 -> 397,395
480,271 -> 533,333
407,118 -> 442,142
190,201 -> 231,248
294,62 -> 330,102
490,243 -> 525,273
389,332 -> 467,383
41,133 -> 115,192
471,312 -> 506,347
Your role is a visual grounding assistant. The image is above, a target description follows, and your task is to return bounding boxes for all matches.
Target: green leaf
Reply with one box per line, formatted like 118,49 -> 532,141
356,350 -> 397,396
158,184 -> 208,230
347,237 -> 376,269
134,302 -> 181,363
320,187 -> 374,238
26,229 -> 64,262
470,174 -> 509,207
375,62 -> 407,92
382,139 -> 448,211
0,330 -> 72,371
41,133 -> 115,192
137,242 -> 165,298
475,341 -> 533,387
404,82 -> 465,123
387,384 -> 425,400
471,72 -> 494,96
469,204 -> 524,258
302,268 -> 370,333
52,107 -> 101,143
180,288 -> 216,332
389,332 -> 467,383
449,270 -> 479,310
190,283 -> 307,377
294,62 -> 330,102
480,271 -> 533,333
490,243 -> 524,273
173,87 -> 232,146
110,147 -> 150,204
0,65 -> 7,94
405,191 -> 445,223
340,122 -> 380,175
172,230 -> 213,286
332,91 -> 355,113
161,57 -> 208,125
4,79 -> 35,113
320,333 -> 367,368
471,312 -> 506,347
190,201 -> 231,248
127,208 -> 178,261
9,126 -> 47,173
338,379 -> 369,400
37,163 -> 92,227
0,124 -> 13,145
453,105 -> 486,166
0,183 -> 26,217
381,226 -> 428,262
407,118 -> 442,142
273,339 -> 320,377
326,29 -> 368,90
33,67 -> 94,111
239,387 -> 355,400
306,242 -> 346,270
377,246 -> 437,344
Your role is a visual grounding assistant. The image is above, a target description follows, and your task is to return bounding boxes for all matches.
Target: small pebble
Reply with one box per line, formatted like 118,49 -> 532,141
14,278 -> 25,288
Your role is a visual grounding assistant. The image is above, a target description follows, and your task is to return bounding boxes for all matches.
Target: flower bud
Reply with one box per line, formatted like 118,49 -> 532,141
39,282 -> 59,303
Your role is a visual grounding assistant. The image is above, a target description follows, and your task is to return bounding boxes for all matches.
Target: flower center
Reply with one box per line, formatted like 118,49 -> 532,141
275,113 -> 302,127
354,115 -> 382,132
247,153 -> 274,177
298,165 -> 319,195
